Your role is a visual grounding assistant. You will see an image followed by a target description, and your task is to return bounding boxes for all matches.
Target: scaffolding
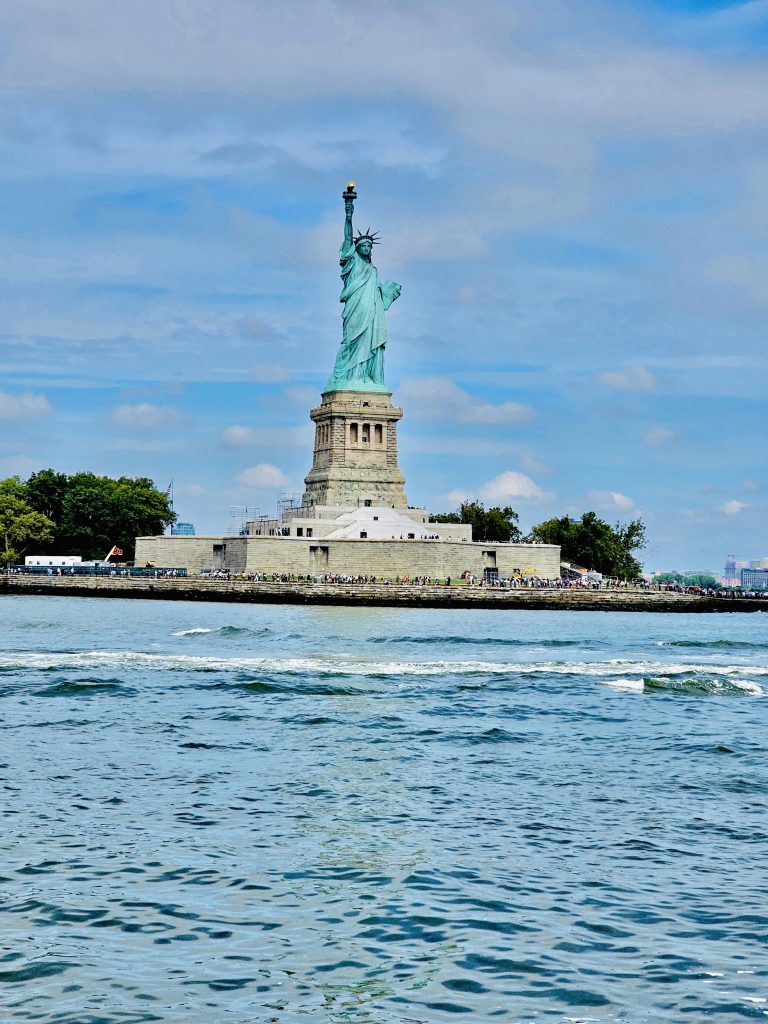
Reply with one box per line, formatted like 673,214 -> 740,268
277,492 -> 302,518
228,505 -> 262,536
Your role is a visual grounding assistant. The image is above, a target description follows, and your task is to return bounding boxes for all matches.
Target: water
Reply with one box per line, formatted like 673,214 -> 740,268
2,596 -> 767,1024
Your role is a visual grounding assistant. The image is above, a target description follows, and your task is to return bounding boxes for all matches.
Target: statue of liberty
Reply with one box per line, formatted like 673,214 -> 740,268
326,183 -> 401,392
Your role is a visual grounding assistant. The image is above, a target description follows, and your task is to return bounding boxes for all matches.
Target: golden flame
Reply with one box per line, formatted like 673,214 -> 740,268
346,181 -> 356,190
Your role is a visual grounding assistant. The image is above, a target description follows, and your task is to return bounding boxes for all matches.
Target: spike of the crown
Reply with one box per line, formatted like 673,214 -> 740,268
354,226 -> 381,245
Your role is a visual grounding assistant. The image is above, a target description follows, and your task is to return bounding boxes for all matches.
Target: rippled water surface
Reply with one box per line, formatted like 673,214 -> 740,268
2,596 -> 768,1023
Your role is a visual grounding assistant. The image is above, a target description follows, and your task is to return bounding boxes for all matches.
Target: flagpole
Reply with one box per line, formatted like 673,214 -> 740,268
163,480 -> 174,535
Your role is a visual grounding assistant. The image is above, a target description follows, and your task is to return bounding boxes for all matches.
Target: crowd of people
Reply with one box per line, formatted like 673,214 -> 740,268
7,564 -> 766,599
192,573 -> 766,598
188,570 -> 727,592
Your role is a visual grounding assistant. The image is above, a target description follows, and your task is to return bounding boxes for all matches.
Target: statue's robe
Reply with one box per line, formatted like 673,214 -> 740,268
329,238 -> 397,388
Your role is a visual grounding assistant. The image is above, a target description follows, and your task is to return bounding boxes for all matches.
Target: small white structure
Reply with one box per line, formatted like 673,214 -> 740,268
247,504 -> 472,543
25,555 -> 82,567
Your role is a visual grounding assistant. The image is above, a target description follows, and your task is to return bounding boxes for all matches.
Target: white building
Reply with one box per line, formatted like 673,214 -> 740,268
25,555 -> 82,567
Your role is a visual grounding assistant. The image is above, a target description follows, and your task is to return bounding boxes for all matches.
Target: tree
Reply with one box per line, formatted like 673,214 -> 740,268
14,470 -> 175,561
56,473 -> 175,561
0,485 -> 55,566
654,572 -> 720,589
528,511 -> 646,580
432,501 -> 522,543
25,469 -> 69,524
57,473 -> 117,561
0,476 -> 28,500
654,572 -> 684,585
684,574 -> 720,588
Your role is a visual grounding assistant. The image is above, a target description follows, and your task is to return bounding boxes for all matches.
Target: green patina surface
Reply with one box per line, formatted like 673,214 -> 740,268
326,184 -> 401,394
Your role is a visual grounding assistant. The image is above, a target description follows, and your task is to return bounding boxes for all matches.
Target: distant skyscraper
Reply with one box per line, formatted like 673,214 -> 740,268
722,555 -> 739,587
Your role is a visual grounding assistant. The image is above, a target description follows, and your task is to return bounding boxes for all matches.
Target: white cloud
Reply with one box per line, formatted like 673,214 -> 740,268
221,425 -> 312,449
106,439 -> 178,452
444,488 -> 471,506
407,436 -> 524,458
285,386 -> 320,407
720,499 -> 748,515
446,470 -> 550,506
644,425 -> 681,448
598,365 -> 658,392
588,490 -> 635,512
481,471 -> 549,502
110,403 -> 184,429
709,253 -> 768,308
0,454 -> 41,477
236,463 -> 289,488
0,392 -> 51,420
2,2 -> 767,148
520,453 -> 553,475
221,425 -> 259,447
251,362 -> 291,383
398,377 -> 534,425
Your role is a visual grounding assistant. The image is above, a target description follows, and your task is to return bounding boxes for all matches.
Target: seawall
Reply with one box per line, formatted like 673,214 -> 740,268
2,575 -> 766,612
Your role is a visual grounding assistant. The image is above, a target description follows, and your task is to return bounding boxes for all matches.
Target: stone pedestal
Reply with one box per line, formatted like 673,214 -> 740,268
300,389 -> 408,509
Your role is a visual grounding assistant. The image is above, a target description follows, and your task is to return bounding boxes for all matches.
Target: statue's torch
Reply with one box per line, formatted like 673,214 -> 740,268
343,181 -> 357,204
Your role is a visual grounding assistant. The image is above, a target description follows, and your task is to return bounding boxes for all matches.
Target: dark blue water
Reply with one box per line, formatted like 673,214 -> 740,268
2,596 -> 767,1023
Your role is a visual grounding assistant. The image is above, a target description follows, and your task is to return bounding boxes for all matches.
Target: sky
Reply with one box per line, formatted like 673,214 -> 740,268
1,0 -> 767,573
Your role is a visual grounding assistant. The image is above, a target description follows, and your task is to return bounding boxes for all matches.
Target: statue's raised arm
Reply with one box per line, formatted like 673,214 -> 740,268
326,183 -> 401,394
343,182 -> 355,248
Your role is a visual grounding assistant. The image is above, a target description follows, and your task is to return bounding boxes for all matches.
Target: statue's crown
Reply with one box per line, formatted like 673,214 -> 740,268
354,227 -> 380,245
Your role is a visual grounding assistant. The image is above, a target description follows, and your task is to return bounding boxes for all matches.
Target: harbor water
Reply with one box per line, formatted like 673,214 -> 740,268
1,596 -> 767,1023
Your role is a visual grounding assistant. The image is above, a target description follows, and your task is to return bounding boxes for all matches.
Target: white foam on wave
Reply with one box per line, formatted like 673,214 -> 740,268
171,628 -> 214,636
0,651 -> 764,692
604,677 -> 645,691
2,650 -> 522,676
718,678 -> 763,695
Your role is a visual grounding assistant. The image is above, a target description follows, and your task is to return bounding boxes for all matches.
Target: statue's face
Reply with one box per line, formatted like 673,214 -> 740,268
356,239 -> 373,257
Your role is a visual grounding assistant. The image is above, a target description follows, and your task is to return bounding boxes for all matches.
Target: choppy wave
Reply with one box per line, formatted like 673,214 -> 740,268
171,625 -> 269,638
0,651 -> 764,693
657,639 -> 767,650
32,677 -> 137,697
643,675 -> 763,696
367,635 -> 592,648
3,598 -> 768,1023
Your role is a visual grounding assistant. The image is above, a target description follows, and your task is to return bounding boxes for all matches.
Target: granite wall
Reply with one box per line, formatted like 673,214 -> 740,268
134,535 -> 561,579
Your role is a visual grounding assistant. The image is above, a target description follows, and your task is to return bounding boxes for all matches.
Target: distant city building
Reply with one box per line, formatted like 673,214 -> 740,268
171,522 -> 195,536
749,558 -> 768,569
722,555 -> 739,587
740,568 -> 768,590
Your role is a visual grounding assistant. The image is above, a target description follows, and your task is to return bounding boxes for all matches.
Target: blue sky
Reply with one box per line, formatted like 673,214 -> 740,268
1,0 -> 766,572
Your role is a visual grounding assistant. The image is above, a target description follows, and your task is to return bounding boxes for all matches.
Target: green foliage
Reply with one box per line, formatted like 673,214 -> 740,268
0,487 -> 55,566
654,572 -> 720,589
432,500 -> 522,543
25,469 -> 69,523
654,572 -> 682,584
0,476 -> 28,500
10,470 -> 175,562
528,511 -> 646,580
684,574 -> 720,588
430,511 -> 462,524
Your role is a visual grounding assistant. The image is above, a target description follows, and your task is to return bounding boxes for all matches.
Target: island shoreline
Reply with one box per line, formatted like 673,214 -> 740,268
2,575 -> 766,612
